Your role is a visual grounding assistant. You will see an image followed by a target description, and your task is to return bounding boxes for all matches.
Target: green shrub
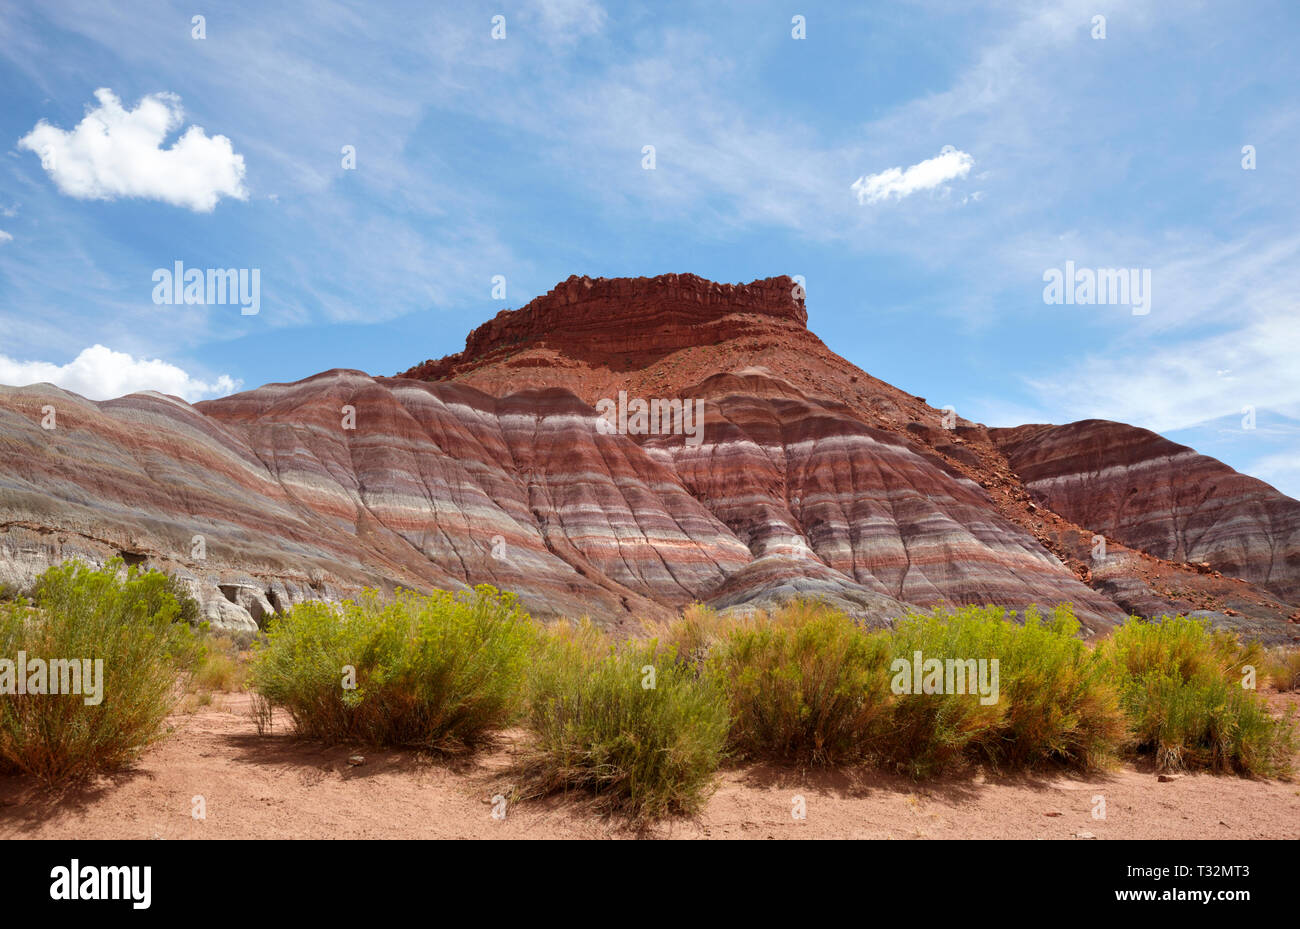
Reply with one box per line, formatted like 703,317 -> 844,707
0,559 -> 200,783
249,585 -> 535,751
163,575 -> 202,626
1100,615 -> 1295,775
520,625 -> 728,822
704,602 -> 893,765
968,605 -> 1125,772
880,604 -> 1125,777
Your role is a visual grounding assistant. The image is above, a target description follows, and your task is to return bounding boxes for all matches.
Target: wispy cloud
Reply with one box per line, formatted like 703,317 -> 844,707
851,148 -> 975,205
1248,449 -> 1300,494
531,0 -> 606,40
1021,232 -> 1300,433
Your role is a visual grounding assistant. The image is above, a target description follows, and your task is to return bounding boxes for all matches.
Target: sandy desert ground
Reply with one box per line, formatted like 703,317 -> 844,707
2,691 -> 1298,840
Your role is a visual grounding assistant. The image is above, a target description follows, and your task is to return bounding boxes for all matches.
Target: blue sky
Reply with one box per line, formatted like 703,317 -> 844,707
1,0 -> 1299,496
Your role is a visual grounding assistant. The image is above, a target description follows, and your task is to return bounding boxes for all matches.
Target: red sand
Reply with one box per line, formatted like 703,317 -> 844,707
2,692 -> 1297,840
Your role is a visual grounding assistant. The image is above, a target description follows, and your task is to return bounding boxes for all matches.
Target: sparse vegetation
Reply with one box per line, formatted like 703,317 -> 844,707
1100,615 -> 1295,776
702,603 -> 893,765
1264,646 -> 1300,692
660,603 -> 736,665
249,586 -> 536,751
164,575 -> 203,626
519,622 -> 728,822
881,605 -> 1126,777
0,559 -> 200,783
8,564 -> 1294,815
191,634 -> 248,694
522,602 -> 1295,817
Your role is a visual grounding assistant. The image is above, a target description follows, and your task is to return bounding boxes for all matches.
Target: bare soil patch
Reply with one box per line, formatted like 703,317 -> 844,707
2,693 -> 1296,840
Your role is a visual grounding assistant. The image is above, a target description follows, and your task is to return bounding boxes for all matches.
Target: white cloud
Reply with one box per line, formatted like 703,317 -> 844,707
0,345 -> 241,402
851,147 -> 975,205
0,230 -> 11,244
17,88 -> 247,212
1024,312 -> 1300,434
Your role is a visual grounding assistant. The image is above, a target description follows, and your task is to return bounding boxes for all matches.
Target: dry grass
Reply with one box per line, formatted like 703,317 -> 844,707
1264,647 -> 1300,692
190,635 -> 250,694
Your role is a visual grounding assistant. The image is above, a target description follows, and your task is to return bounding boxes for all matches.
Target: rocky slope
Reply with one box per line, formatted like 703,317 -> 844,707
1,273 -> 1296,639
992,420 -> 1300,604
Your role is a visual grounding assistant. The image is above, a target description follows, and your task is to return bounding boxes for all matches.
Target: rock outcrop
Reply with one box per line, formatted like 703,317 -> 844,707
1,273 -> 1297,640
991,420 -> 1300,604
401,273 -> 809,383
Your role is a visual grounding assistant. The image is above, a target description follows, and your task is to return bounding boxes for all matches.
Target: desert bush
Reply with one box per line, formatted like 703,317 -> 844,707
0,559 -> 200,783
520,626 -> 728,822
1264,647 -> 1300,692
881,605 -> 1125,777
163,575 -> 203,626
249,585 -> 535,751
969,605 -> 1126,772
191,635 -> 247,693
28,564 -> 201,627
1100,615 -> 1295,776
661,600 -> 1127,778
704,602 -> 893,765
660,603 -> 736,666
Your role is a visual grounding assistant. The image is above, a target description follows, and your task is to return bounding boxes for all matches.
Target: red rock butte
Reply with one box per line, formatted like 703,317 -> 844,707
401,273 -> 810,385
0,273 -> 1297,640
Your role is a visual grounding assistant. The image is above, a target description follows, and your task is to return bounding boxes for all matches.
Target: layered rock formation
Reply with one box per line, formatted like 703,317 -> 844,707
397,273 -> 1300,640
0,374 -> 755,631
642,372 -> 1126,628
401,274 -> 810,384
1,273 -> 1297,640
992,420 -> 1300,604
